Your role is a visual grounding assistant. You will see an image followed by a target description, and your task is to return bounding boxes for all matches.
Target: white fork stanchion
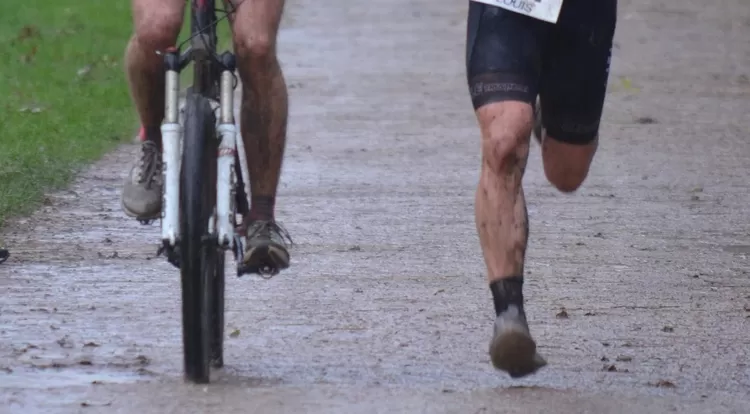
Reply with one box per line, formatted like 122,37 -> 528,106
216,122 -> 237,247
216,70 -> 239,248
161,69 -> 182,247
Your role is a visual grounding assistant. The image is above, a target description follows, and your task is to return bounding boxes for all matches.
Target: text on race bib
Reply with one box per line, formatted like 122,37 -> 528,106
471,0 -> 563,24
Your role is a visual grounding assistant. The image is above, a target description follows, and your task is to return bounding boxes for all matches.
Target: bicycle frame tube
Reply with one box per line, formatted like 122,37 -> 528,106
191,0 -> 219,98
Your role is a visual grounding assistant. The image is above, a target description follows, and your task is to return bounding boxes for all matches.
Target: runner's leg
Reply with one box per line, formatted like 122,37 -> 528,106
121,0 -> 185,219
227,0 -> 292,274
466,3 -> 547,378
537,0 -> 617,192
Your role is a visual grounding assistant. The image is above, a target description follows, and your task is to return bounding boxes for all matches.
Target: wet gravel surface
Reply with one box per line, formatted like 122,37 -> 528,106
2,0 -> 750,412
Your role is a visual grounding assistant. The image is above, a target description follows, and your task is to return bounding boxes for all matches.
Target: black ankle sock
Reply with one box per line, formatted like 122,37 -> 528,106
249,196 -> 275,221
490,276 -> 525,316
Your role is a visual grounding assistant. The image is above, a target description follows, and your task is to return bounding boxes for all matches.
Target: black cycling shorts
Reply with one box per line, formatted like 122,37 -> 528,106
466,0 -> 617,144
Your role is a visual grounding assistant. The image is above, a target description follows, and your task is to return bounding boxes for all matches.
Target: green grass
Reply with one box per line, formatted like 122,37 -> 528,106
0,2 -> 134,227
0,1 -> 234,227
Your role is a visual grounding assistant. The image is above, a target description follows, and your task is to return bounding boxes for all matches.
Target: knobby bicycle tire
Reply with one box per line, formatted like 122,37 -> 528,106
179,92 -> 225,383
210,239 -> 225,369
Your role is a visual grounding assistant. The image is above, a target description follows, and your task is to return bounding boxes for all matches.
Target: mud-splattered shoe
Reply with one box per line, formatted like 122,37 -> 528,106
239,219 -> 292,276
121,140 -> 163,220
489,305 -> 548,378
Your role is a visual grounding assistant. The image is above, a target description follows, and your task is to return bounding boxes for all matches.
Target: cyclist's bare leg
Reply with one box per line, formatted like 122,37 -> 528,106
228,0 -> 291,274
121,0 -> 185,220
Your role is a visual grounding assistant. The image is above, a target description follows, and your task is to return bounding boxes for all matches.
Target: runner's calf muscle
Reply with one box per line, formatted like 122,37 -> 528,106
541,135 -> 598,193
475,101 -> 532,282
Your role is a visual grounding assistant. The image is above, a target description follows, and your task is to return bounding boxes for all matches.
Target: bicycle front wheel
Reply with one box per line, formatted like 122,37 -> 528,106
179,92 -> 224,383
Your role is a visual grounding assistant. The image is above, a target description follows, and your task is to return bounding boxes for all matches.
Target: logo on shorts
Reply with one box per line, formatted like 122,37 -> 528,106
470,81 -> 529,98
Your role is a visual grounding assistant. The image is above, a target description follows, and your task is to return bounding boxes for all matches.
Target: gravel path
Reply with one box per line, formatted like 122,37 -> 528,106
1,0 -> 750,412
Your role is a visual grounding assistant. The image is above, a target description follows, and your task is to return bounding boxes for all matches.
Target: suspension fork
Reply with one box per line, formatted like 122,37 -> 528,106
161,47 -> 185,247
216,53 -> 238,248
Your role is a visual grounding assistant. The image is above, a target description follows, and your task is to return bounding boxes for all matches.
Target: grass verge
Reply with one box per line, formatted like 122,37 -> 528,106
0,2 -> 235,228
0,1 -> 135,227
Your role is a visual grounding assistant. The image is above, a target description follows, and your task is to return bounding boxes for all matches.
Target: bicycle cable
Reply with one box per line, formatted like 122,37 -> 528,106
158,0 -> 247,90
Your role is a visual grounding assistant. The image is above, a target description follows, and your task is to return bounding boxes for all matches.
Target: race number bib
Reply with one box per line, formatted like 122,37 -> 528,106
471,0 -> 563,24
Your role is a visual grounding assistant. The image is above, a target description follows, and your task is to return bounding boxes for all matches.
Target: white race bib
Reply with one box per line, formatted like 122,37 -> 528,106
471,0 -> 564,24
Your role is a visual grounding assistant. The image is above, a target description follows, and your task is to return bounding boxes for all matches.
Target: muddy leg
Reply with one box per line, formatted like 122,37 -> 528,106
228,0 -> 292,275
120,0 -> 184,220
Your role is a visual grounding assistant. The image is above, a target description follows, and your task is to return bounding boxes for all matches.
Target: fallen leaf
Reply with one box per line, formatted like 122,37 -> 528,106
81,401 -> 112,408
662,326 -> 674,333
229,329 -> 240,338
556,309 -> 569,319
20,45 -> 38,63
19,104 -> 44,114
620,77 -> 640,92
634,116 -> 657,124
616,355 -> 633,362
77,65 -> 93,77
652,380 -> 676,388
57,336 -> 74,349
17,25 -> 41,41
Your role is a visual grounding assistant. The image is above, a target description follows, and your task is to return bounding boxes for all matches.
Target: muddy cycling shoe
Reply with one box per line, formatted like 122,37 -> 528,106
0,248 -> 8,264
238,219 -> 292,277
489,305 -> 547,378
121,140 -> 163,220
